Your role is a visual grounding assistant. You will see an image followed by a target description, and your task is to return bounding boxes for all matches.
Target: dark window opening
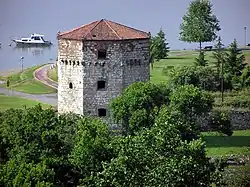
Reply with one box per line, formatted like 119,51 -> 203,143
92,34 -> 97,37
98,108 -> 107,117
98,50 -> 107,59
32,36 -> 41,40
97,80 -> 106,90
69,82 -> 73,89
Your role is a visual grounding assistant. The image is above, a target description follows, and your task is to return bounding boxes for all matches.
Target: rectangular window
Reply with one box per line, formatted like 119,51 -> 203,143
98,108 -> 107,117
98,50 -> 107,59
97,80 -> 106,90
34,36 -> 41,40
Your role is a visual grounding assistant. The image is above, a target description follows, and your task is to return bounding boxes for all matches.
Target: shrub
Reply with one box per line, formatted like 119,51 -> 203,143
168,65 -> 220,91
208,110 -> 233,136
221,161 -> 250,187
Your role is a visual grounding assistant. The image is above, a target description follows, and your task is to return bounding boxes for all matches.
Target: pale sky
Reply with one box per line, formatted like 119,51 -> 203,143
0,0 -> 250,49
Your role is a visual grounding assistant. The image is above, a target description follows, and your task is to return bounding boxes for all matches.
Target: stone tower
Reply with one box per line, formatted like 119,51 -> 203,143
57,19 -> 150,117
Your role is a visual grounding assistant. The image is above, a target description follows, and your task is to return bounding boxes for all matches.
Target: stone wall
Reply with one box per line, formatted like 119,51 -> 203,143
229,111 -> 250,130
122,39 -> 150,88
80,40 -> 124,116
199,110 -> 250,131
57,39 -> 84,114
57,39 -> 150,116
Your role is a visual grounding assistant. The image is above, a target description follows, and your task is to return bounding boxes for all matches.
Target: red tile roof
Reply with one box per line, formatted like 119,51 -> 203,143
58,19 -> 150,41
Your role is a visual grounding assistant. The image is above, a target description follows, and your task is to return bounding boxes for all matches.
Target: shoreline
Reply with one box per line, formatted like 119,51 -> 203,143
0,68 -> 22,77
0,61 -> 56,77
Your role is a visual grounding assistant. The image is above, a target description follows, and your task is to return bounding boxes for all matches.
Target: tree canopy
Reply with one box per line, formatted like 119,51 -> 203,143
180,0 -> 220,50
0,82 -> 228,186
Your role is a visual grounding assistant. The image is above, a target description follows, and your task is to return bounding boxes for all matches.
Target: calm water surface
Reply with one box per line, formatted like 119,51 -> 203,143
0,0 -> 64,72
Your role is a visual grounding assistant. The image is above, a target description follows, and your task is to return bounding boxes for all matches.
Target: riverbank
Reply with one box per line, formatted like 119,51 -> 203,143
0,94 -> 52,111
0,64 -> 57,94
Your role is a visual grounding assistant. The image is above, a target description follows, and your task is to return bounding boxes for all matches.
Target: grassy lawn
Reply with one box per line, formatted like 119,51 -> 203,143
150,50 -> 250,84
0,95 -> 52,111
47,67 -> 58,82
203,130 -> 250,156
150,50 -> 216,84
1,65 -> 56,94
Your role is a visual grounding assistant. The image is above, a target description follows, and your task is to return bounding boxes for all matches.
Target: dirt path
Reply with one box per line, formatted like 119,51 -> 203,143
34,64 -> 58,89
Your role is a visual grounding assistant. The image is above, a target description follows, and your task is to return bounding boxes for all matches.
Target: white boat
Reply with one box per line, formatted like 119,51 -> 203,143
12,33 -> 52,46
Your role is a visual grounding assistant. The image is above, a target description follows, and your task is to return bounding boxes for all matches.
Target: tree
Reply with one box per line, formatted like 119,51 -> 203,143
213,36 -> 227,100
180,0 -> 220,53
168,65 -> 219,91
240,66 -> 250,88
225,39 -> 246,77
150,28 -> 170,64
194,51 -> 208,66
69,117 -> 114,186
110,82 -> 214,137
213,36 -> 226,77
0,106 -> 82,186
110,82 -> 170,135
94,115 -> 223,187
224,39 -> 246,90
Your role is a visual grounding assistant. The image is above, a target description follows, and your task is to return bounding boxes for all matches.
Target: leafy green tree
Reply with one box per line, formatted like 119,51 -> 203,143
150,28 -> 170,63
110,82 -> 170,135
208,110 -> 233,136
94,115 -> 223,187
69,117 -> 114,186
0,106 -> 82,186
180,0 -> 220,54
169,84 -> 213,118
168,65 -> 219,91
0,160 -> 54,187
110,82 -> 214,138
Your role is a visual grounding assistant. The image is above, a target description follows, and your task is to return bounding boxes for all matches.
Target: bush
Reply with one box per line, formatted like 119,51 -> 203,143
221,161 -> 250,187
232,96 -> 250,108
208,110 -> 233,136
162,66 -> 174,76
168,65 -> 220,91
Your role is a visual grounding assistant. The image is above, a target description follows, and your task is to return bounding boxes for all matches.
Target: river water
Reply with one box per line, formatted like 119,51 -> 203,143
0,0 -> 61,72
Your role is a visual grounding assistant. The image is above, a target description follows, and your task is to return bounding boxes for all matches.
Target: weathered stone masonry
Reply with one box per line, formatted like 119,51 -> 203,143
57,19 -> 150,117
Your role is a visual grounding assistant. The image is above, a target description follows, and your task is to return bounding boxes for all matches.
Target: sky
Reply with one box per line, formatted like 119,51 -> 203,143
0,0 -> 250,50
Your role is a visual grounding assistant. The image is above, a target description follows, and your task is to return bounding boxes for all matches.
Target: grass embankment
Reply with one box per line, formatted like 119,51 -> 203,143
150,50 -> 215,84
0,95 -> 51,111
47,67 -> 58,82
203,130 -> 250,156
212,88 -> 250,111
151,50 -> 250,85
1,65 -> 56,94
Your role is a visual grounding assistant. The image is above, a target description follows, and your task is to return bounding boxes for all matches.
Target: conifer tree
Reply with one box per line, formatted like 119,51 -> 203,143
213,36 -> 226,78
225,39 -> 246,77
150,28 -> 170,63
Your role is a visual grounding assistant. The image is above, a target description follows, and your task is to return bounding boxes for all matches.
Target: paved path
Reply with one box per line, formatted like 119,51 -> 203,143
34,64 -> 58,89
0,87 -> 57,106
0,63 -> 58,106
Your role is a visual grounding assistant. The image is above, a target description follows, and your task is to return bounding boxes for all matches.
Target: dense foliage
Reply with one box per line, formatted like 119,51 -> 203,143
168,65 -> 220,91
0,82 -> 228,186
